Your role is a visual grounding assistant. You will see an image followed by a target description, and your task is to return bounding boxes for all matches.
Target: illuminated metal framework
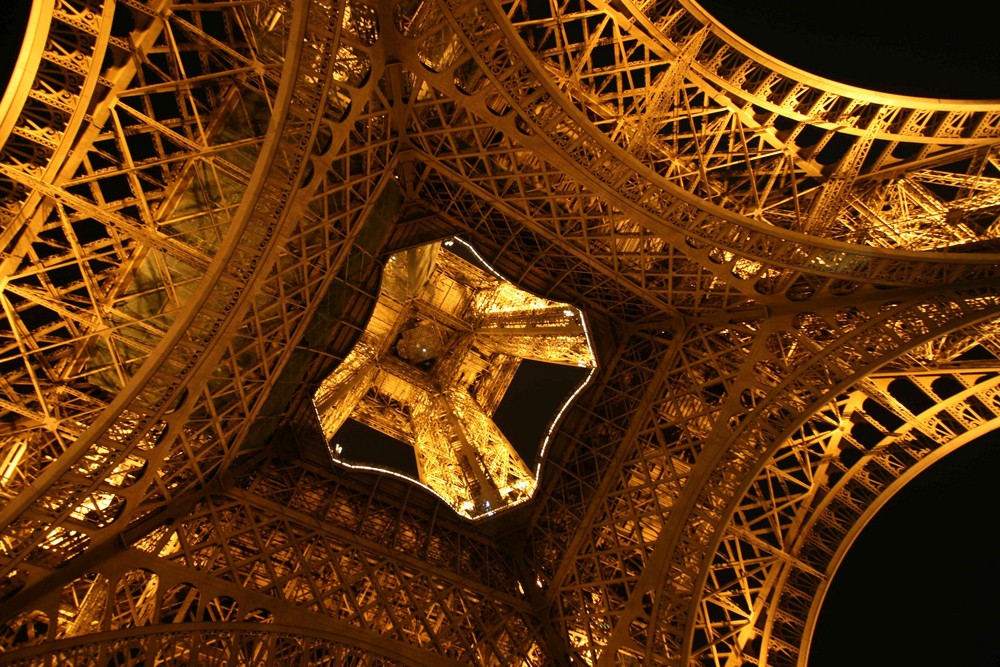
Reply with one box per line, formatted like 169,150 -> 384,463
313,239 -> 596,519
0,0 -> 998,665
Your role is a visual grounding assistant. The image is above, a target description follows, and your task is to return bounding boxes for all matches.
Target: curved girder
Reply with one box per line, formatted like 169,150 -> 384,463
524,288 -> 1000,664
448,0 -> 1000,242
0,621 -> 452,665
398,0 -> 1000,317
687,367 -> 1000,666
0,0 -> 395,601
0,0 -> 306,575
1,0 -> 1000,666
0,458 -> 548,665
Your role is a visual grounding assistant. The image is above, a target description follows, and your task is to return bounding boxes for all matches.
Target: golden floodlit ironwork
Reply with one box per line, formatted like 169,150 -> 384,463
313,239 -> 596,518
0,0 -> 998,664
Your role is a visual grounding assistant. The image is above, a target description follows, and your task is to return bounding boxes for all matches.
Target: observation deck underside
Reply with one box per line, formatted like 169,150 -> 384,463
0,0 -> 998,665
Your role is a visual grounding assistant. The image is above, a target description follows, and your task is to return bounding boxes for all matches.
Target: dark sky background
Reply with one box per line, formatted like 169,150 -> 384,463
0,2 -> 31,85
697,0 -> 1000,99
3,2 -> 1000,665
695,1 -> 1000,665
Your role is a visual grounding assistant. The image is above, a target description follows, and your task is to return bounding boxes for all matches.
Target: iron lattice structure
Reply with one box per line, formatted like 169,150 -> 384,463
0,0 -> 999,665
313,239 -> 597,520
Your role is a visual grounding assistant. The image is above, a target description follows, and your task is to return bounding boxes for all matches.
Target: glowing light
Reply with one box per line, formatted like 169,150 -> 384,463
0,438 -> 27,487
311,237 -> 597,520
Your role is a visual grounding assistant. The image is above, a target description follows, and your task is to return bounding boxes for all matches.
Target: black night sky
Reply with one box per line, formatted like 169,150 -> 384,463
3,1 -> 1000,664
0,3 -> 31,86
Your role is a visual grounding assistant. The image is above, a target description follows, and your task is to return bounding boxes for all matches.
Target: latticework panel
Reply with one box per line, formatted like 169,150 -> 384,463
1,458 -> 548,665
0,0 -> 287,509
689,362 -> 1000,666
0,623 -> 421,665
1,0 -> 306,585
0,0 -> 398,621
1,0 -> 1000,665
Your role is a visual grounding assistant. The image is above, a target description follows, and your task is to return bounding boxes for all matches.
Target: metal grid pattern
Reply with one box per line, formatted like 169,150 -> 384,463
1,0 -> 999,665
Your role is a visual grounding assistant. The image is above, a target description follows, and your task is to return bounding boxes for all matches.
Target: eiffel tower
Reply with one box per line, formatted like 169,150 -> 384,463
1,0 -> 999,665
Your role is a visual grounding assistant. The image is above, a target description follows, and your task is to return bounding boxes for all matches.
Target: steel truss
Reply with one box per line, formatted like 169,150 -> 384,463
1,0 -> 999,665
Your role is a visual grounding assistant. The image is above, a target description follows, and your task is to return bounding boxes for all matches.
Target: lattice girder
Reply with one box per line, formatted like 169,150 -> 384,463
689,366 -> 1000,666
1,0 -> 300,571
393,0 -> 1000,318
2,0 -> 1000,665
497,0 -> 1000,237
526,288 -> 1000,664
0,0 -> 398,607
0,458 -> 550,665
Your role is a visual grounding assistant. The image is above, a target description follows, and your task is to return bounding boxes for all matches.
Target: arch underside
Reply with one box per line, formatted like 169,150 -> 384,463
0,0 -> 999,665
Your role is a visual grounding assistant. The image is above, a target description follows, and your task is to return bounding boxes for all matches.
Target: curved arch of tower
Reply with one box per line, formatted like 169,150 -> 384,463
1,0 -> 998,665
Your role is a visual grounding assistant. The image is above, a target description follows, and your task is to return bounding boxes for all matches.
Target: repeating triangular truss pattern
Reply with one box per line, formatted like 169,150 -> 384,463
1,0 -> 999,665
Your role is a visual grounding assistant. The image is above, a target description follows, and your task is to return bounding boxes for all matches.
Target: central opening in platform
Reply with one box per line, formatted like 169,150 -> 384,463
312,238 -> 597,520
